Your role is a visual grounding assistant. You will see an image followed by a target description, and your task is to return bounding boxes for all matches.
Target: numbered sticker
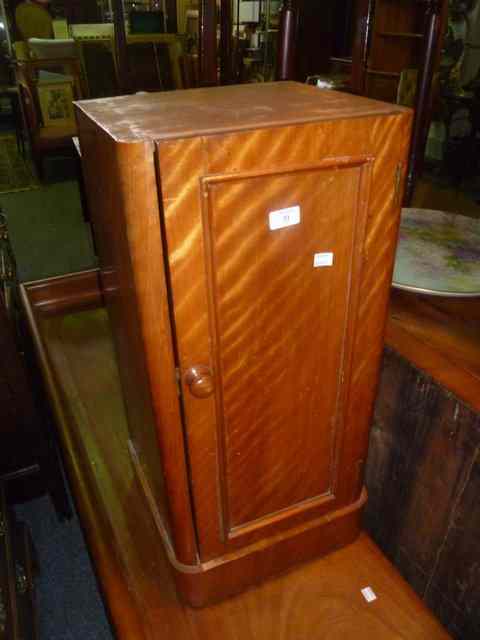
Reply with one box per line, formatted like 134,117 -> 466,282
268,206 -> 301,231
313,252 -> 334,268
361,587 -> 377,603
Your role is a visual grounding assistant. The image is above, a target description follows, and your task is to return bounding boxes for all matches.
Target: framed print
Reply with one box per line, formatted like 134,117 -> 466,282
37,80 -> 75,127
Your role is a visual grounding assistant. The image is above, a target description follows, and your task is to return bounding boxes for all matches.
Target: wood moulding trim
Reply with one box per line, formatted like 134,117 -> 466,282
227,492 -> 336,540
200,156 -> 376,188
23,269 -> 103,316
128,438 -> 367,575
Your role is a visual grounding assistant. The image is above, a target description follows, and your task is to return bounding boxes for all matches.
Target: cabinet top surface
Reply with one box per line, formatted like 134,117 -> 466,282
75,82 -> 409,143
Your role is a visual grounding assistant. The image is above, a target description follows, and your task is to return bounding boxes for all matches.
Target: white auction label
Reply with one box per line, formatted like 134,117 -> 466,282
313,252 -> 334,268
268,206 -> 301,231
361,587 -> 377,603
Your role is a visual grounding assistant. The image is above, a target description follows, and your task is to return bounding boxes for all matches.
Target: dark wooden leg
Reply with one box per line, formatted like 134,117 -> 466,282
351,0 -> 374,95
199,0 -> 218,86
112,0 -> 130,93
219,0 -> 233,85
404,0 -> 445,206
275,0 -> 298,81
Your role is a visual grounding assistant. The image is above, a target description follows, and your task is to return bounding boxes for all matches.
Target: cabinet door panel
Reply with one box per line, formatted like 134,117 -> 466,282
202,165 -> 365,533
160,149 -> 372,559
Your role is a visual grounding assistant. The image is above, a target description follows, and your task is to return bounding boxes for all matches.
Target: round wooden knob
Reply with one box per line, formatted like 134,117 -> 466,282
184,365 -> 214,399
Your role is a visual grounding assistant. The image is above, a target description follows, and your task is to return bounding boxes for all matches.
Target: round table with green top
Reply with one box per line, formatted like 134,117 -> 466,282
392,208 -> 480,298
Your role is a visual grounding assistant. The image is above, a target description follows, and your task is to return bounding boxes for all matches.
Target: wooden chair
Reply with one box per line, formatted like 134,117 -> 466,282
20,56 -> 86,103
15,1 -> 53,41
16,59 -> 84,179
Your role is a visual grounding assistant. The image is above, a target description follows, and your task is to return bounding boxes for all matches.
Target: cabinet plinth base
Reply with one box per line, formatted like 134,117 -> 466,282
130,439 -> 366,607
176,490 -> 366,607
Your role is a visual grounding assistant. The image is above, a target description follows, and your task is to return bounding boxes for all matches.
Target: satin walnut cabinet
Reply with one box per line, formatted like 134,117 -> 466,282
76,82 -> 412,607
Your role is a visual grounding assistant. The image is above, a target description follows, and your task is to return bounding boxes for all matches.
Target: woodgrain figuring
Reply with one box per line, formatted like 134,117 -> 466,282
157,111 -> 412,562
25,295 -> 450,639
75,82 -> 409,143
75,113 -> 198,566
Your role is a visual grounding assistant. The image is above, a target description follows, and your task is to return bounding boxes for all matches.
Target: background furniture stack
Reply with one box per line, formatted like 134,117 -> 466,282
364,0 -> 434,102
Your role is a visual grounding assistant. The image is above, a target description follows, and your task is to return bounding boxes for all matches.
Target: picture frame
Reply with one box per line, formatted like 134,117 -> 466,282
37,80 -> 75,128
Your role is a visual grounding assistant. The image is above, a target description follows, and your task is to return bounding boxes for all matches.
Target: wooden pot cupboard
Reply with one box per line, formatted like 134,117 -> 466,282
74,82 -> 412,607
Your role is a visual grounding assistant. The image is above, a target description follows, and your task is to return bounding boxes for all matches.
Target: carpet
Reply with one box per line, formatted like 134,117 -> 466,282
1,180 -> 96,282
0,134 -> 39,194
15,495 -> 114,640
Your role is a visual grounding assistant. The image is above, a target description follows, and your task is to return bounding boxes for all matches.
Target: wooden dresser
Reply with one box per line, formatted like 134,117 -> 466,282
75,82 -> 412,606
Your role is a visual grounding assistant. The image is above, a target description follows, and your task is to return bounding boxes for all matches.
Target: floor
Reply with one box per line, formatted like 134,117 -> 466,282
2,177 -> 95,282
15,495 -> 114,640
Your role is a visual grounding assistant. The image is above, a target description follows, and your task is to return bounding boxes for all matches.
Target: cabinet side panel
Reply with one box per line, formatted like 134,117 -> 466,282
76,108 -> 197,565
337,111 -> 413,504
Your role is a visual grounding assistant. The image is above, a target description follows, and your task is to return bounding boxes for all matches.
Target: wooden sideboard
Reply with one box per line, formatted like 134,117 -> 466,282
19,269 -> 450,639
